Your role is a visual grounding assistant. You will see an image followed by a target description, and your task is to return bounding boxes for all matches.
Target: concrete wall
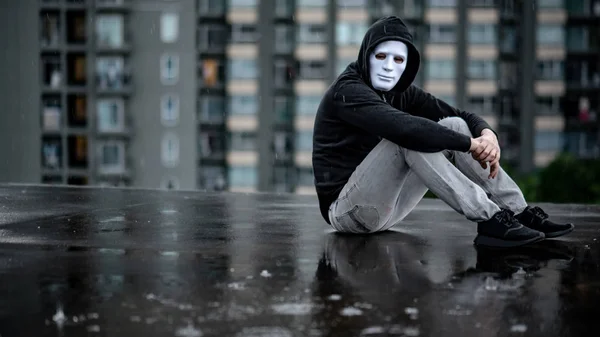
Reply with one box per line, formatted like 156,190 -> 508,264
129,0 -> 197,190
0,0 -> 41,183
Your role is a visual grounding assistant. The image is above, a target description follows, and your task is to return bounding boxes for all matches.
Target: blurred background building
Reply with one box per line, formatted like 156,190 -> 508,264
0,0 -> 598,195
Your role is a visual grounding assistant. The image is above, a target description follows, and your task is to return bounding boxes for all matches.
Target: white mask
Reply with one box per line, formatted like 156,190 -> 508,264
368,40 -> 408,92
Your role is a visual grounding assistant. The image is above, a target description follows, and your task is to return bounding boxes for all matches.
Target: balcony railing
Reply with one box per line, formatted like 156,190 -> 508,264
95,0 -> 131,10
96,71 -> 132,93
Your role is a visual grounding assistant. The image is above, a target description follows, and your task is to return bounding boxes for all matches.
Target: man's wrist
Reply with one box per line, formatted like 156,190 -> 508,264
481,128 -> 495,137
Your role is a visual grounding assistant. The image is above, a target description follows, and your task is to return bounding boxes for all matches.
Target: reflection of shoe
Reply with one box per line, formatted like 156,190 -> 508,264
514,206 -> 575,238
474,239 -> 575,275
474,209 -> 545,248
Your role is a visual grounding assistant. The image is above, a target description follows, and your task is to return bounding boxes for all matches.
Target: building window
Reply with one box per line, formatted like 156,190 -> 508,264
201,58 -> 225,87
467,96 -> 496,115
273,131 -> 294,159
231,24 -> 258,43
297,24 -> 327,44
42,136 -> 62,169
67,135 -> 88,169
566,26 -> 591,51
228,166 -> 257,188
228,59 -> 257,80
199,95 -> 226,123
67,53 -> 87,86
275,0 -> 294,16
198,165 -> 227,191
161,133 -> 180,167
96,56 -> 125,89
97,99 -> 124,132
368,0 -> 395,17
296,95 -> 321,115
98,141 -> 125,174
229,96 -> 258,115
160,53 -> 179,85
337,0 -> 367,7
537,60 -> 564,80
426,60 -> 455,80
96,14 -> 123,47
296,167 -> 314,186
468,60 -> 496,80
538,0 -> 563,8
161,94 -> 180,126
66,11 -> 86,44
336,22 -> 368,46
295,131 -> 313,151
298,60 -> 327,80
536,96 -> 561,115
198,0 -> 226,15
469,0 -> 497,6
42,96 -> 61,131
274,59 -> 296,87
274,96 -> 294,123
160,12 -> 179,43
275,24 -> 294,53
437,95 -> 456,107
229,0 -> 258,8
229,131 -> 256,151
199,131 -> 226,158
297,0 -> 326,7
468,24 -> 496,44
535,131 -> 563,152
427,0 -> 457,7
500,26 -> 517,53
41,12 -> 60,47
337,58 -> 354,75
537,25 -> 564,46
198,25 -> 228,50
428,24 -> 456,43
499,60 -> 518,88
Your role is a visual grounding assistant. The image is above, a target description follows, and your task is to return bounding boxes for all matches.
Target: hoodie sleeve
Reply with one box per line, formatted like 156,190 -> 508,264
403,85 -> 497,138
333,80 -> 472,153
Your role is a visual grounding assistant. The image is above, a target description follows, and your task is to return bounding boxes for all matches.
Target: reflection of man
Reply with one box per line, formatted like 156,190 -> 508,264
312,16 -> 574,248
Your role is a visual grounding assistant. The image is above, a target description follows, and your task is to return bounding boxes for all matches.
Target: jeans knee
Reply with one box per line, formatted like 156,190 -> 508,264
332,204 -> 381,234
438,117 -> 470,135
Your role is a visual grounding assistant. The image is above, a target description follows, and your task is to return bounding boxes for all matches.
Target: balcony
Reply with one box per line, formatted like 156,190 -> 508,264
566,0 -> 600,20
95,0 -> 132,12
40,0 -> 60,9
96,31 -> 132,53
95,71 -> 133,95
275,0 -> 294,20
197,0 -> 226,18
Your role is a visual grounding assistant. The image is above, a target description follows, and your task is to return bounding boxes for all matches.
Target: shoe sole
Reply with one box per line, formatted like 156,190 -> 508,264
474,233 -> 545,248
544,224 -> 575,239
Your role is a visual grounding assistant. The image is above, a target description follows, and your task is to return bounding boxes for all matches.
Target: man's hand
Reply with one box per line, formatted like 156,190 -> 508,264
469,129 -> 501,179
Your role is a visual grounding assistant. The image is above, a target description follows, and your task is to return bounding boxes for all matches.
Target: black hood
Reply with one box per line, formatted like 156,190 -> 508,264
356,16 -> 421,93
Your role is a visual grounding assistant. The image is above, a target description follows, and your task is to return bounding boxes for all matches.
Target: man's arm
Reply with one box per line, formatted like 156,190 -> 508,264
333,80 -> 472,153
403,85 -> 498,138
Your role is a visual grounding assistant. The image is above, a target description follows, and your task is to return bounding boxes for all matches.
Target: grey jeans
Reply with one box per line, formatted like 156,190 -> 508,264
328,117 -> 528,234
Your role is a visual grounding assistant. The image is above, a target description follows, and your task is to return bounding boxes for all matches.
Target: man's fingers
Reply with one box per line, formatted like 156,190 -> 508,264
474,143 -> 490,159
489,162 -> 500,179
481,148 -> 496,163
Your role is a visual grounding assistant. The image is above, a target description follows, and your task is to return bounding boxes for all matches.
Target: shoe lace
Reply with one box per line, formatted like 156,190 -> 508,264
530,206 -> 549,220
494,209 -> 520,227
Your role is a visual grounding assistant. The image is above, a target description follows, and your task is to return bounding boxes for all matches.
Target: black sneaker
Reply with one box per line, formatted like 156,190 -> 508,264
514,206 -> 574,238
474,209 -> 545,248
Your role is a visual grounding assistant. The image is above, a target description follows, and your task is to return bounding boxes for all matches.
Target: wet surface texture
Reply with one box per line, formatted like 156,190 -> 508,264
1,184 -> 600,336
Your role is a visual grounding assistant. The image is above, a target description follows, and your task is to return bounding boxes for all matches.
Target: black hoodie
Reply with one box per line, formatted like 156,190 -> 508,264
311,16 -> 495,224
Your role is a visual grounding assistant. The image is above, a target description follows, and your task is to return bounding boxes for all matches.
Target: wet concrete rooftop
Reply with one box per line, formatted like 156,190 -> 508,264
0,184 -> 599,337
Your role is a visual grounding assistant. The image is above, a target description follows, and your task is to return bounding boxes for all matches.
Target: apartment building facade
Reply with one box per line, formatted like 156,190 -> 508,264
0,0 -> 598,195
